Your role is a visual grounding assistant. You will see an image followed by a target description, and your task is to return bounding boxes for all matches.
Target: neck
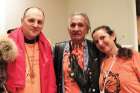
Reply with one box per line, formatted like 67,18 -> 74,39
71,39 -> 85,45
24,36 -> 39,44
107,46 -> 118,58
70,40 -> 85,48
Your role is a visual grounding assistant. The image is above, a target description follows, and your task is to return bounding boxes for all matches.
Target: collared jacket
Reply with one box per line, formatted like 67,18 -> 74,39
54,40 -> 104,93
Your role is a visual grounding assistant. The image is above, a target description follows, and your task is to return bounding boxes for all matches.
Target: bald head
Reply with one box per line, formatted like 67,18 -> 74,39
23,7 -> 45,19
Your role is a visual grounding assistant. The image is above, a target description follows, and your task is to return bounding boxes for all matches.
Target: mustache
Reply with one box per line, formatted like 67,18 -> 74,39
71,31 -> 81,35
0,37 -> 18,62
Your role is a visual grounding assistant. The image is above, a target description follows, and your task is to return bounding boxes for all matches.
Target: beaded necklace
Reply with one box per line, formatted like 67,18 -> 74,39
24,37 -> 38,82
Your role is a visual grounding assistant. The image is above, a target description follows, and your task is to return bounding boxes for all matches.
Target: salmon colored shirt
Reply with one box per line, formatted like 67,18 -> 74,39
99,51 -> 140,93
63,47 -> 84,93
17,42 -> 41,93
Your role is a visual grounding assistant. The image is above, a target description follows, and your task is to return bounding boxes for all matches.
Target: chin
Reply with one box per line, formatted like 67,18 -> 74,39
31,33 -> 39,38
100,49 -> 109,54
72,37 -> 82,40
72,39 -> 82,42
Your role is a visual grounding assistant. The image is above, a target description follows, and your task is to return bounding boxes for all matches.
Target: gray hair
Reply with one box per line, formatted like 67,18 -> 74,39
68,12 -> 91,32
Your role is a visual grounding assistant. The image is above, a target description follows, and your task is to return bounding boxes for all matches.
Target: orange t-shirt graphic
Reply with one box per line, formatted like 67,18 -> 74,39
99,52 -> 140,93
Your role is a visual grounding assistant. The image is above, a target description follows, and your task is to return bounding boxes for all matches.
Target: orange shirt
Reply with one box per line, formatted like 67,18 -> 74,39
99,51 -> 140,93
63,47 -> 84,93
17,42 -> 41,93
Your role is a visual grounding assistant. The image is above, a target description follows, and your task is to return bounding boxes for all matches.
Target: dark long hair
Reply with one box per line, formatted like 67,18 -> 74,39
92,25 -> 133,59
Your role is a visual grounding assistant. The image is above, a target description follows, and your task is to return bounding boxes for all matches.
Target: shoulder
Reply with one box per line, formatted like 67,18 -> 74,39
53,41 -> 69,52
8,27 -> 22,41
86,39 -> 92,44
54,41 -> 69,48
132,50 -> 140,59
53,41 -> 69,58
86,39 -> 99,50
86,39 -> 105,59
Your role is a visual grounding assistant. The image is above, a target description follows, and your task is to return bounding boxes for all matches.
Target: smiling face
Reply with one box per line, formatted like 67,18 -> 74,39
21,7 -> 45,40
68,15 -> 89,44
92,28 -> 117,55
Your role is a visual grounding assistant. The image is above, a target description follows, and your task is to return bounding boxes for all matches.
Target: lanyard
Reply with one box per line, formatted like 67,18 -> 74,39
101,55 -> 116,93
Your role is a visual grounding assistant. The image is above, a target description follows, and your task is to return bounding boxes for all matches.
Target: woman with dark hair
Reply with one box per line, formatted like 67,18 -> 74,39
92,25 -> 140,93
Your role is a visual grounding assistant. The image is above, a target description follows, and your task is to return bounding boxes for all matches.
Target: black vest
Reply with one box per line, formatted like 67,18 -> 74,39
54,40 -> 104,93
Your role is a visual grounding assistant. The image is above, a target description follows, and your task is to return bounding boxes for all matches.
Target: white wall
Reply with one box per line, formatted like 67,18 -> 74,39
1,0 -> 68,44
0,0 -> 138,50
137,17 -> 140,44
0,0 -> 6,35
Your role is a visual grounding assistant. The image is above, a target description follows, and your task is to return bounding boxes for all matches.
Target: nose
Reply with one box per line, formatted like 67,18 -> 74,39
98,40 -> 103,46
33,21 -> 39,27
73,25 -> 80,31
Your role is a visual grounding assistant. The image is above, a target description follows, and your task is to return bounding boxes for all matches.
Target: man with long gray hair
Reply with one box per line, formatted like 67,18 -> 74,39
54,12 -> 103,93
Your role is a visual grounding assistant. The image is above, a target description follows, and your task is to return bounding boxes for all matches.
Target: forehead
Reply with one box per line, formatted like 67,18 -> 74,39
93,29 -> 108,38
70,15 -> 86,23
24,8 -> 44,19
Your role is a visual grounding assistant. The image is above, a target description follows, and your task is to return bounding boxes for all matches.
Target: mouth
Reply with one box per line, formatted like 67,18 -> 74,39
71,34 -> 81,38
71,32 -> 81,36
98,46 -> 105,51
72,34 -> 80,36
31,29 -> 40,32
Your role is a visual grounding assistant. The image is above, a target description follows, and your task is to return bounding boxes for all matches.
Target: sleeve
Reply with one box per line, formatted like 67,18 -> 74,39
132,51 -> 140,81
47,44 -> 57,93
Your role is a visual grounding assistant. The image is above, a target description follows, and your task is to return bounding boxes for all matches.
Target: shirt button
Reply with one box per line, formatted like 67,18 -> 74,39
92,89 -> 95,92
